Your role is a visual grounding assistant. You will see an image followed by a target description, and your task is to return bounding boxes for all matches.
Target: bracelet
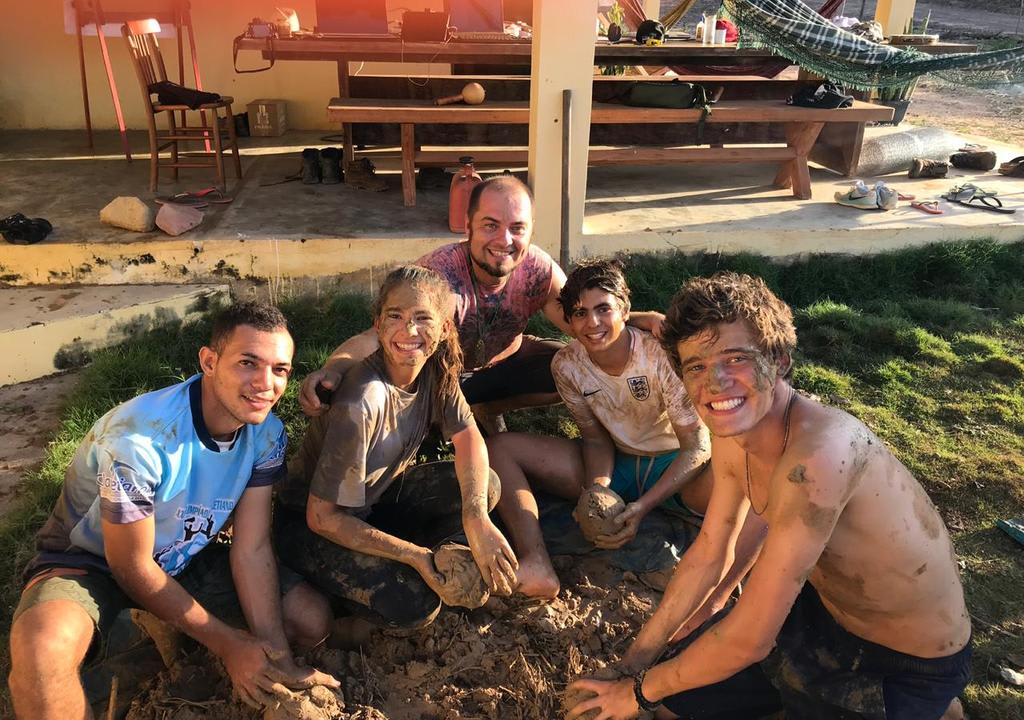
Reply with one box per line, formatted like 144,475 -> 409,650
633,669 -> 661,712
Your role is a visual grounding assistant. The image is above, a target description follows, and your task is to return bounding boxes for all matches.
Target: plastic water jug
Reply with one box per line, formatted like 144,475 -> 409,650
449,156 -> 482,234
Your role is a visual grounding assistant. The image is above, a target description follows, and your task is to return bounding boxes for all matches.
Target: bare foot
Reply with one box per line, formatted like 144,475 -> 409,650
513,554 -> 560,600
940,698 -> 964,720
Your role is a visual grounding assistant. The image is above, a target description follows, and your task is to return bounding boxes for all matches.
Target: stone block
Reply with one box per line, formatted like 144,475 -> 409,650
99,196 -> 155,232
156,203 -> 204,236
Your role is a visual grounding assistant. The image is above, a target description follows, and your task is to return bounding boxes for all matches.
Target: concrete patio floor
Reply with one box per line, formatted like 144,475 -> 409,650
1,127 -> 1021,287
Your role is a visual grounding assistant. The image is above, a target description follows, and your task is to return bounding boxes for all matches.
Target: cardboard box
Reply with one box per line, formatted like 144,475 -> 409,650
247,99 -> 287,137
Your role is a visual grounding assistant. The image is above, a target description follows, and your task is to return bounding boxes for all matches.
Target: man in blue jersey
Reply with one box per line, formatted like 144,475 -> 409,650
8,302 -> 339,718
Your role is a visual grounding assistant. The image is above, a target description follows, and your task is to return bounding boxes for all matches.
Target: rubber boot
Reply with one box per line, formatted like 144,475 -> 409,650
949,150 -> 997,171
344,157 -> 388,191
320,147 -> 343,184
301,148 -> 321,184
908,158 -> 948,179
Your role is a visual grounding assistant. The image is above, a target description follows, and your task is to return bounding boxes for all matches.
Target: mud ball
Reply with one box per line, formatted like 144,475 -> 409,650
562,686 -> 599,720
433,543 -> 491,609
576,485 -> 626,542
263,685 -> 345,720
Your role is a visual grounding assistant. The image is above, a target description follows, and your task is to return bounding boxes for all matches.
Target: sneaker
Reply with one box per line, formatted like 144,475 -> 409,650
835,188 -> 880,210
908,158 -> 948,179
874,181 -> 898,210
344,157 -> 388,192
301,148 -> 321,184
320,147 -> 343,184
949,150 -> 997,171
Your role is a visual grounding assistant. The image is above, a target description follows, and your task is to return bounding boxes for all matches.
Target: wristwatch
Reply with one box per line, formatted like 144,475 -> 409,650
633,668 -> 661,712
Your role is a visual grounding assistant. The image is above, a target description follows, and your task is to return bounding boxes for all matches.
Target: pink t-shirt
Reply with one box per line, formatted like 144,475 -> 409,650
417,242 -> 554,370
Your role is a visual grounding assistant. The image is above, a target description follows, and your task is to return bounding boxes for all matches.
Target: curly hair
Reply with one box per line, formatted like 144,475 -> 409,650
209,301 -> 289,351
660,272 -> 796,376
557,257 -> 631,323
373,265 -> 463,400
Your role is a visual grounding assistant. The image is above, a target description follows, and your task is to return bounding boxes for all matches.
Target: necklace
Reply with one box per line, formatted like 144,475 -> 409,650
466,248 -> 509,369
745,387 -> 797,516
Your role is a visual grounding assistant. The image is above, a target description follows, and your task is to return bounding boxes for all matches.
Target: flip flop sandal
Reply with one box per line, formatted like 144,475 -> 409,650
998,156 -> 1024,177
944,192 -> 1016,214
155,193 -> 209,208
897,192 -> 916,201
948,184 -> 998,202
188,187 -> 234,203
910,200 -> 943,215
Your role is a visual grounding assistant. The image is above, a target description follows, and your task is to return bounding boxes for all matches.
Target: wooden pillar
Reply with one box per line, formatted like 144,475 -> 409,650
875,0 -> 918,36
528,0 -> 599,265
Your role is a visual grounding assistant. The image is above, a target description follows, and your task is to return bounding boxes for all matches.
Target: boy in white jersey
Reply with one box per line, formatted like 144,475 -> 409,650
8,303 -> 338,718
487,260 -> 717,600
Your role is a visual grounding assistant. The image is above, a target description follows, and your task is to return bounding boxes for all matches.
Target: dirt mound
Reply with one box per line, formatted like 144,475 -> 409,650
264,685 -> 346,720
432,543 -> 490,609
576,485 -> 626,541
124,558 -> 659,719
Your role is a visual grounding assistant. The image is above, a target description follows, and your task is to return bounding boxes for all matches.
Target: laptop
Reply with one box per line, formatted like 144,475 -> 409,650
315,0 -> 390,37
445,0 -> 504,34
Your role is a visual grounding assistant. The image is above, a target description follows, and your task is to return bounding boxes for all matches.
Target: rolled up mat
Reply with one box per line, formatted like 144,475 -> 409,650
856,127 -> 963,177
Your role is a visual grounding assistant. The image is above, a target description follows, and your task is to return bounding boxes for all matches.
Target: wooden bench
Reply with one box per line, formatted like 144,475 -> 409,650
327,97 -> 893,206
346,74 -> 882,176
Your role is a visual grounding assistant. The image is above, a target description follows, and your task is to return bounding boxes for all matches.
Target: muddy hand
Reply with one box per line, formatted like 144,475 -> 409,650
265,648 -> 340,692
299,368 -> 340,417
465,518 -> 519,595
565,677 -> 639,720
594,502 -> 644,549
221,633 -> 293,709
413,548 -> 449,598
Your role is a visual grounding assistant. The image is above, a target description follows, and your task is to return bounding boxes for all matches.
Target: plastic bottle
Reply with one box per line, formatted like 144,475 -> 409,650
449,156 -> 482,234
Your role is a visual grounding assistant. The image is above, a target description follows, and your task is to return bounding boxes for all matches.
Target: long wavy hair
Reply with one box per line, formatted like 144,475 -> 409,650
372,265 -> 463,399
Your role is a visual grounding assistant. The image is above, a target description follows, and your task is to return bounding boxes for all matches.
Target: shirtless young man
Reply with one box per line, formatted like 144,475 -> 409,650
567,273 -> 971,720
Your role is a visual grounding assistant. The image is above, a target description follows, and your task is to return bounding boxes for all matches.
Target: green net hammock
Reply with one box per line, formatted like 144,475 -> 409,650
723,0 -> 1024,89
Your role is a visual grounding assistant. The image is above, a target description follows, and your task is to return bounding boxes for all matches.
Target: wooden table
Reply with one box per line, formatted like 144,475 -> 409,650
328,97 -> 892,206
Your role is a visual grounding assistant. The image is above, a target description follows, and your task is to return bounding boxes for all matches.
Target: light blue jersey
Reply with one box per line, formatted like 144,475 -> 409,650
30,374 -> 286,577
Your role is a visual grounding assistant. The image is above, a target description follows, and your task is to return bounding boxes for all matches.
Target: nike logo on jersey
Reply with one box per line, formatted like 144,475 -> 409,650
583,389 -> 601,397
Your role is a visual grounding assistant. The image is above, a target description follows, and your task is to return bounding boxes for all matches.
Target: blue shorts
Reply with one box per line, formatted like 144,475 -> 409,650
610,450 -> 702,517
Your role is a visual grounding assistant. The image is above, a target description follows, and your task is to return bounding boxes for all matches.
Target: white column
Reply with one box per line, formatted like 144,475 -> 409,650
528,0 -> 600,265
874,0 -> 918,36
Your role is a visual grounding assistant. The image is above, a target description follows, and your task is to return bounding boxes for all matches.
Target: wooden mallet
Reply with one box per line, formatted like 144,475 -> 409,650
435,82 -> 486,106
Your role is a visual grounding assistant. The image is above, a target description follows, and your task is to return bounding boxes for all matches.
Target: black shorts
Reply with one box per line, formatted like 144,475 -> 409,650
662,583 -> 972,720
459,335 -> 564,405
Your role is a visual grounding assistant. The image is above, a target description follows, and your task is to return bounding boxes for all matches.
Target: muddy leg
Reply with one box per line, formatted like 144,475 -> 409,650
486,432 -> 585,599
9,600 -> 95,719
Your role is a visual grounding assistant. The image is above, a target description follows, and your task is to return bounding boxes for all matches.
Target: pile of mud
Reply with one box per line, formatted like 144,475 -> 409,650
124,558 -> 659,719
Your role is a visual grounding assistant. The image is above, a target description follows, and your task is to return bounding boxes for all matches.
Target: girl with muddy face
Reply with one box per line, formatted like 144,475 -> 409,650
372,266 -> 462,396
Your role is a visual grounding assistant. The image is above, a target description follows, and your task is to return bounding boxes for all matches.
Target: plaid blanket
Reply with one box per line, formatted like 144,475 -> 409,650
724,0 -> 1024,89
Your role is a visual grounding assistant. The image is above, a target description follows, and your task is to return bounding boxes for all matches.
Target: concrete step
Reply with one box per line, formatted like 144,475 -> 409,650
0,284 -> 229,386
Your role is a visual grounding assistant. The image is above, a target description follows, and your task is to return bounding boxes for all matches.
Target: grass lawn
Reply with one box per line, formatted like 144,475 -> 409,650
1,239 -> 1022,718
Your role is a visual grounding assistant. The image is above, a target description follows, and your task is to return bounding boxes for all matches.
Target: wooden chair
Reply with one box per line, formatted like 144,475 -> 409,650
122,19 -> 241,191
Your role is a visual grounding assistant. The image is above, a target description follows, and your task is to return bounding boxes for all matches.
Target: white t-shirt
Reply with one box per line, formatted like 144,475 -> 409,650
551,327 -> 699,456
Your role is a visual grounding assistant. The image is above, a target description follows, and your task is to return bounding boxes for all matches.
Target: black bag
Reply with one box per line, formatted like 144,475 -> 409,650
787,82 -> 853,109
622,79 -> 716,141
148,81 -> 222,109
624,79 -> 712,110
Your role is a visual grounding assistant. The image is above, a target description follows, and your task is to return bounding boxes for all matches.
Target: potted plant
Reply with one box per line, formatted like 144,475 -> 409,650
875,79 -> 917,125
606,1 -> 624,43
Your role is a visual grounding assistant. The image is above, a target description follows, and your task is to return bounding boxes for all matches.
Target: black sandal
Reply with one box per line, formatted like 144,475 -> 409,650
0,213 -> 53,244
943,189 -> 1016,214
